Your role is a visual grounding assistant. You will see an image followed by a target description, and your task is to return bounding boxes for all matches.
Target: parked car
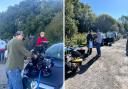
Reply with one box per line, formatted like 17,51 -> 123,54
101,32 -> 120,46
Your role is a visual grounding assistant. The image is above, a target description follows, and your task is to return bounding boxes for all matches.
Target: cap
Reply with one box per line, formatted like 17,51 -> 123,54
15,31 -> 24,36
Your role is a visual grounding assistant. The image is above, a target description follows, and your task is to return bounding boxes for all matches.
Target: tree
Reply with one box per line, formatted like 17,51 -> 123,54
117,23 -> 125,34
65,0 -> 97,46
0,0 -> 63,44
65,0 -> 78,38
110,24 -> 119,32
119,16 -> 128,32
95,14 -> 117,32
76,3 -> 96,33
45,12 -> 63,44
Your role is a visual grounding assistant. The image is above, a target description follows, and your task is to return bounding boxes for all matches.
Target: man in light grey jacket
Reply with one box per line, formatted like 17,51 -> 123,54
96,29 -> 102,57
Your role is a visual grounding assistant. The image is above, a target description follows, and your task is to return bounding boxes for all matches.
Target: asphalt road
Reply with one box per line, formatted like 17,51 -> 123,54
65,39 -> 128,89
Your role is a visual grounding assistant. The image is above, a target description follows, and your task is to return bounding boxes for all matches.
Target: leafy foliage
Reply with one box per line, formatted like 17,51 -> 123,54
65,33 -> 86,46
65,0 -> 78,38
119,16 -> 128,32
95,14 -> 117,32
0,0 -> 63,44
45,12 -> 63,44
65,0 -> 126,46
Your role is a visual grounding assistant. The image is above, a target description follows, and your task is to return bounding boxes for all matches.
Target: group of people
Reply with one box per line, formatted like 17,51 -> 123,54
4,29 -> 128,89
5,31 -> 48,89
86,30 -> 103,57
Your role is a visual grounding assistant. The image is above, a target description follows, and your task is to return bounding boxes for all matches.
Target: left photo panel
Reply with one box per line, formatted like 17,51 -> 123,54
0,0 -> 64,89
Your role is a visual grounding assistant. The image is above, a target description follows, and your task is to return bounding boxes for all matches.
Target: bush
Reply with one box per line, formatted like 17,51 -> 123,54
65,33 -> 87,47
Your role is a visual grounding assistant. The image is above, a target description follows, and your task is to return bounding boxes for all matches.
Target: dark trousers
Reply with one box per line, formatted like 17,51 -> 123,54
87,48 -> 92,55
96,42 -> 101,56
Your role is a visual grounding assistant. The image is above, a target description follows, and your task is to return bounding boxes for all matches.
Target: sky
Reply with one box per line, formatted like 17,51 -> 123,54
0,0 -> 128,19
0,0 -> 24,12
80,0 -> 128,19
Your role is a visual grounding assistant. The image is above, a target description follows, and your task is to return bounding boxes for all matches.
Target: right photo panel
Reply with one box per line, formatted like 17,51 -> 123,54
65,0 -> 128,89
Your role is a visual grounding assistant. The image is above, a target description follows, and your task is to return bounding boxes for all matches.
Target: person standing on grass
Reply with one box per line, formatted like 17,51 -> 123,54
95,29 -> 102,57
86,30 -> 94,56
6,31 -> 33,89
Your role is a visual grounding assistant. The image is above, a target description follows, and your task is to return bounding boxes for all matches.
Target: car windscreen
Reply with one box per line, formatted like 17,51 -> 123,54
45,43 -> 63,61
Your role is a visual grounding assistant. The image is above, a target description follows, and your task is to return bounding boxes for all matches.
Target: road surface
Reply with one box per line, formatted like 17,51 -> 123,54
0,39 -> 128,89
0,64 -> 7,89
65,39 -> 128,89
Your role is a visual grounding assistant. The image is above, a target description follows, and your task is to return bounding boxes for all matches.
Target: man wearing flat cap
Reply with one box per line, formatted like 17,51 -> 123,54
6,31 -> 32,89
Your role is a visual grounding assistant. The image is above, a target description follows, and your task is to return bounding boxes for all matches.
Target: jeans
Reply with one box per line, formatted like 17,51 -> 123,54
6,68 -> 23,89
96,42 -> 101,56
0,51 -> 4,62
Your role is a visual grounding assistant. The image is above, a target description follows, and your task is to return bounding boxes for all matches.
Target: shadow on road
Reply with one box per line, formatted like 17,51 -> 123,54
65,72 -> 77,80
78,55 -> 100,74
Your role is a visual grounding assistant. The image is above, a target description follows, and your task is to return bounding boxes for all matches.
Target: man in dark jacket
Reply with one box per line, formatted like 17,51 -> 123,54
86,30 -> 93,55
6,31 -> 32,89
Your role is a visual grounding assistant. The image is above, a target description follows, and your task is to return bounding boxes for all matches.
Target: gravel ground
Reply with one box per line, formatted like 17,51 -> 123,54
0,39 -> 128,89
0,60 -> 29,89
65,39 -> 128,89
0,64 -> 8,89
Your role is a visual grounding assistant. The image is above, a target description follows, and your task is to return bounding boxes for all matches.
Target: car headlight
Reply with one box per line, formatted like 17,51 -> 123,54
31,81 -> 54,89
